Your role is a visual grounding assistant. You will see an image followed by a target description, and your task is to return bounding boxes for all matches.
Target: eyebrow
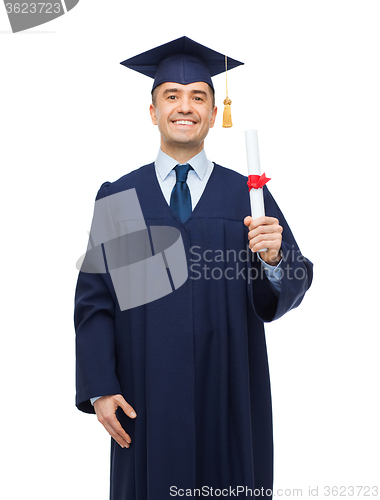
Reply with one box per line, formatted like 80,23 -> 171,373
162,88 -> 209,99
191,90 -> 208,98
163,88 -> 181,94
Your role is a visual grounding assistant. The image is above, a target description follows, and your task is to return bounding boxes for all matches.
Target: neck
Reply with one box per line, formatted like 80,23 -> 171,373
160,140 -> 204,164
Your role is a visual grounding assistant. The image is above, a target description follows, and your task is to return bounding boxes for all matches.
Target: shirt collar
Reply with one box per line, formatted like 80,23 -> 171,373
155,149 -> 209,182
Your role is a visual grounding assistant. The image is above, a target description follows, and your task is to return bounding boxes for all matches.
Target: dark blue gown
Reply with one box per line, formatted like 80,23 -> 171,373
75,162 -> 313,499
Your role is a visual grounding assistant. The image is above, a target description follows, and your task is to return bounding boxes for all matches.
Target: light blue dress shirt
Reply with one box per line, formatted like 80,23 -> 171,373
90,149 -> 282,406
154,148 -> 214,209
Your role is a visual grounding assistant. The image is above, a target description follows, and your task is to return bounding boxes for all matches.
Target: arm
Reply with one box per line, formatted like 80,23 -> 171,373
244,188 -> 313,322
74,186 -> 138,447
75,183 -> 126,413
74,267 -> 122,414
257,251 -> 283,296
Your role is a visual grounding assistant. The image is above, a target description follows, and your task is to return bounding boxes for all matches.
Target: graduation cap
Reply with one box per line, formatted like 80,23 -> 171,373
120,36 -> 244,128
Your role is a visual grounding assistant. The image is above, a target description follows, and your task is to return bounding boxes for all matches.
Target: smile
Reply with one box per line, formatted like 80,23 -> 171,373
172,120 -> 197,125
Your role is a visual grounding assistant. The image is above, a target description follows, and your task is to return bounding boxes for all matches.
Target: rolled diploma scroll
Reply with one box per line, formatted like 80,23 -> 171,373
245,129 -> 267,252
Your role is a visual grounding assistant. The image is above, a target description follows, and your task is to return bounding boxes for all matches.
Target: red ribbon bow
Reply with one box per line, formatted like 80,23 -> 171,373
247,173 -> 271,191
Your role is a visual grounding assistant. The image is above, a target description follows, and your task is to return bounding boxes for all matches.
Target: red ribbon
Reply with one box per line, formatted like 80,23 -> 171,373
247,173 -> 271,191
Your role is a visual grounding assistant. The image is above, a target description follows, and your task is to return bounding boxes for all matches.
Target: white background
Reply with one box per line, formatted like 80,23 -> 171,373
1,1 -> 379,498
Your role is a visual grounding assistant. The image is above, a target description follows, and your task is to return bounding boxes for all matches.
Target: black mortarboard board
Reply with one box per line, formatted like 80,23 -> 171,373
120,36 -> 243,92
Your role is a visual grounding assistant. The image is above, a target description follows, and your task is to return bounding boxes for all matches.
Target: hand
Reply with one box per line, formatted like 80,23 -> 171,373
244,216 -> 283,265
93,394 -> 137,449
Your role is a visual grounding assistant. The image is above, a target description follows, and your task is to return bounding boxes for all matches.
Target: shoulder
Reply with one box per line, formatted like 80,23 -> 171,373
212,163 -> 282,218
213,163 -> 247,182
95,163 -> 154,200
212,163 -> 249,193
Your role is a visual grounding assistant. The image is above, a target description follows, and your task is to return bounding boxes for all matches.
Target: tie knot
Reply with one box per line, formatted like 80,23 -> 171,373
174,163 -> 193,183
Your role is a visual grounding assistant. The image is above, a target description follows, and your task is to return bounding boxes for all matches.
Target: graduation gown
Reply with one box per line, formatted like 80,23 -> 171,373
75,162 -> 313,499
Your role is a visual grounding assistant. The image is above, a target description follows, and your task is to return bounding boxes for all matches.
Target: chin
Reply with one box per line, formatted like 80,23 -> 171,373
173,138 -> 200,147
169,134 -> 198,145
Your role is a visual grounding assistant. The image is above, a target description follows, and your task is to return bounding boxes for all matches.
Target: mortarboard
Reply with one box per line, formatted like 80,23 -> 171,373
120,36 -> 244,127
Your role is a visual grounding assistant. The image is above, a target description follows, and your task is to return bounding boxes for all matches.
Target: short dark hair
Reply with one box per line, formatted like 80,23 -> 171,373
151,83 -> 215,109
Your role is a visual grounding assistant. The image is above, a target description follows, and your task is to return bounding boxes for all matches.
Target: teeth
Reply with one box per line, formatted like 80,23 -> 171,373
174,120 -> 195,125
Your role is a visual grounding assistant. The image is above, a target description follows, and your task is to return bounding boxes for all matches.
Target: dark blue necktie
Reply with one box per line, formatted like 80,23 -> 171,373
170,163 -> 193,222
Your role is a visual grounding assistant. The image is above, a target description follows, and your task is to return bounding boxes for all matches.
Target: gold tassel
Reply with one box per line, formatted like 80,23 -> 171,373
222,55 -> 233,128
222,97 -> 232,128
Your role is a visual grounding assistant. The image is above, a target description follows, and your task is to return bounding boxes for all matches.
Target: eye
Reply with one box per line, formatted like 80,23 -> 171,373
194,96 -> 203,101
167,95 -> 178,100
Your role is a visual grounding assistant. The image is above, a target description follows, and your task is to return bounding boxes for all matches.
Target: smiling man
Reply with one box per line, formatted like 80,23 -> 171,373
150,82 -> 217,163
74,37 -> 313,500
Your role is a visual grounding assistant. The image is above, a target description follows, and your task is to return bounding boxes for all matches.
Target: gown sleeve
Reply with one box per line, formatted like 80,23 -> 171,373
247,186 -> 313,322
74,183 -> 122,414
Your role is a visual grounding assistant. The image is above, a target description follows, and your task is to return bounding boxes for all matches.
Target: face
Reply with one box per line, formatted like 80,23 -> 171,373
149,81 -> 217,156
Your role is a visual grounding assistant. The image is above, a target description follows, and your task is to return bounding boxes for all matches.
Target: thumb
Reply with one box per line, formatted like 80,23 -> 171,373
116,395 -> 137,419
244,216 -> 252,227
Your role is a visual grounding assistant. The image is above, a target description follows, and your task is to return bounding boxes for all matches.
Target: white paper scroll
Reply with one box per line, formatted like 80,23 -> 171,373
245,129 -> 267,252
245,129 -> 265,219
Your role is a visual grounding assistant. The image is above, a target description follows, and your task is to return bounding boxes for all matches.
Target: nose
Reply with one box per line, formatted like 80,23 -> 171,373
176,95 -> 193,114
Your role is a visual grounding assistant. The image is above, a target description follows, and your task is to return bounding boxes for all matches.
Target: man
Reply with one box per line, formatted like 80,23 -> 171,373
75,36 -> 313,499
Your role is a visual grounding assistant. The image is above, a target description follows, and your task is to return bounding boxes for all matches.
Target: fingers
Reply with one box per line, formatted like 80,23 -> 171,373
100,414 -> 132,449
94,395 -> 136,449
244,217 -> 282,248
244,216 -> 282,264
244,215 -> 281,232
248,232 -> 281,253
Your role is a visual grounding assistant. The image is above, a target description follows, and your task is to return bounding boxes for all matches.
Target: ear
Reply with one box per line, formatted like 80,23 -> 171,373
149,103 -> 158,125
209,106 -> 217,129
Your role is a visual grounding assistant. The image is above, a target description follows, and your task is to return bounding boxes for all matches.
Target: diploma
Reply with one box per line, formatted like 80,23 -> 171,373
245,129 -> 271,252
